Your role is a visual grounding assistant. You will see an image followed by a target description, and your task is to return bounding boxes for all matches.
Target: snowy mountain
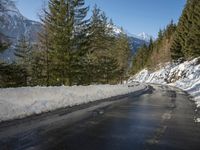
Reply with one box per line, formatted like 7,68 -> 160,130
111,26 -> 150,54
137,32 -> 153,42
0,0 -> 41,60
112,25 -> 123,34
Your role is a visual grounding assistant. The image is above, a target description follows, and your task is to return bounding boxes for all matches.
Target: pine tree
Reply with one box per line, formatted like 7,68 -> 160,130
176,0 -> 192,58
171,0 -> 200,59
70,0 -> 90,85
87,5 -> 118,84
164,20 -> 176,39
131,44 -> 149,74
158,29 -> 164,41
0,63 -> 28,88
29,50 -> 46,86
38,7 -> 51,86
97,55 -> 119,84
186,0 -> 200,57
41,0 -> 89,86
88,6 -> 114,57
114,29 -> 131,82
170,33 -> 184,61
14,35 -> 32,85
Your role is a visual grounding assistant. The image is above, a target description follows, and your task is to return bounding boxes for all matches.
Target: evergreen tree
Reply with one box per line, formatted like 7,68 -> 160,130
114,29 -> 131,82
70,0 -> 90,85
29,50 -> 47,86
164,20 -> 177,39
41,0 -> 89,86
131,44 -> 149,74
14,35 -> 32,85
87,5 -> 118,83
88,6 -> 114,57
170,33 -> 184,61
38,5 -> 54,86
186,0 -> 200,57
171,0 -> 200,59
158,29 -> 164,41
0,63 -> 28,88
97,55 -> 119,84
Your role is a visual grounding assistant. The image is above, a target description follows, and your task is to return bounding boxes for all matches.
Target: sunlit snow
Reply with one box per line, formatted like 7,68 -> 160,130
129,58 -> 200,109
0,84 -> 146,122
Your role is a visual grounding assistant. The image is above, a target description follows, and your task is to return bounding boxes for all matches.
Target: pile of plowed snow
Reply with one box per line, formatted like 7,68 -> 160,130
129,58 -> 200,108
0,84 -> 146,122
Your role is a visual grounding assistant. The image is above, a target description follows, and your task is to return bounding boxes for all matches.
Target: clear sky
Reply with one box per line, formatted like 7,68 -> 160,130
16,0 -> 186,37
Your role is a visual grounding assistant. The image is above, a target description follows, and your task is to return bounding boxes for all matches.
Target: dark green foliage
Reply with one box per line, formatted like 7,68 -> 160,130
14,35 -> 32,85
88,6 -> 114,56
158,29 -> 164,42
164,20 -> 177,39
96,56 -> 120,84
86,5 -> 120,84
131,44 -> 149,74
32,1 -> 128,86
114,30 -> 131,82
1,0 -> 132,87
39,0 -> 90,86
0,63 -> 28,87
170,34 -> 184,60
171,0 -> 200,60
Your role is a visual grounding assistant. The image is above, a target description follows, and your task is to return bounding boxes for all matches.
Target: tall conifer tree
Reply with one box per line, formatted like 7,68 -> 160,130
40,0 -> 89,86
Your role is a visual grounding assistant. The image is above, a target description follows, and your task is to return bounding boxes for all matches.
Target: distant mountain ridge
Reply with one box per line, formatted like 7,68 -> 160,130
111,26 -> 150,54
0,0 -> 41,42
0,0 -> 41,61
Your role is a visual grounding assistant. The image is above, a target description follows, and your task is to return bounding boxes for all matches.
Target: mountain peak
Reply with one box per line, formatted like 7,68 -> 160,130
0,0 -> 41,61
137,32 -> 153,42
1,0 -> 19,13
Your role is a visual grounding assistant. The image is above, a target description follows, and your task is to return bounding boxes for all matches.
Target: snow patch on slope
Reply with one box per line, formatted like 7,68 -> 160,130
129,58 -> 200,107
0,84 -> 146,122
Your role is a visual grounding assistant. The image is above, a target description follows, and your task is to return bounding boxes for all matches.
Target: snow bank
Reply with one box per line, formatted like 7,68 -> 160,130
129,58 -> 200,107
0,84 -> 146,122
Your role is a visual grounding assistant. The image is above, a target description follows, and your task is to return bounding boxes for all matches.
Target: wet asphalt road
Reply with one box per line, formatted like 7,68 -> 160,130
0,85 -> 200,150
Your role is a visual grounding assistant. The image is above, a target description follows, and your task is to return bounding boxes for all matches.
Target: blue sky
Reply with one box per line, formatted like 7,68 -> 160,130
16,0 -> 186,37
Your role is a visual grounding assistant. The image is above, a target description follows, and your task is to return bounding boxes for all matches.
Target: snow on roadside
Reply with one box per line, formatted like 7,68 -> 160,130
0,84 -> 146,122
128,58 -> 200,108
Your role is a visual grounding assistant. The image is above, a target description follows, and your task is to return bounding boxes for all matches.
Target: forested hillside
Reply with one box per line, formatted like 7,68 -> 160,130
0,0 -> 131,87
131,0 -> 200,74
